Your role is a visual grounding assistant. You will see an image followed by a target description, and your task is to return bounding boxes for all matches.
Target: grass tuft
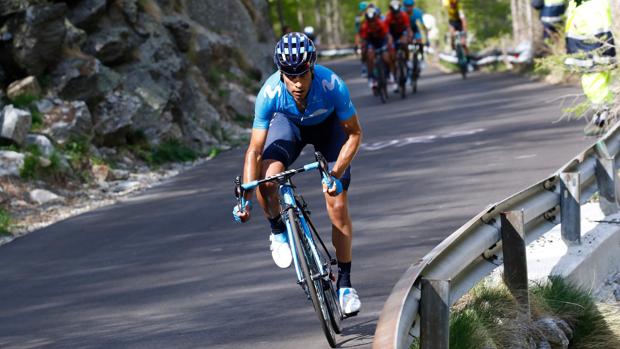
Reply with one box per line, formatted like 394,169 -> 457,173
148,140 -> 198,165
0,209 -> 11,236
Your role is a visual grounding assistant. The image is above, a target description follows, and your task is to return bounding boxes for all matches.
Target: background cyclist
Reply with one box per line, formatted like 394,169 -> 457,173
359,6 -> 394,91
442,0 -> 470,62
355,1 -> 369,77
384,0 -> 412,93
232,32 -> 363,316
403,0 -> 428,63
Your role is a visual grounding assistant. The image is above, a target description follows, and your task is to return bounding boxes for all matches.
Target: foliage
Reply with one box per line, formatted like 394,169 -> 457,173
267,0 -> 511,48
148,140 -> 198,165
0,209 -> 11,236
410,276 -> 620,349
20,146 -> 64,182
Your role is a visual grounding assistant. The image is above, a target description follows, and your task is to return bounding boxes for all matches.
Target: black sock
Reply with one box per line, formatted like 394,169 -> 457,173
337,261 -> 352,289
268,216 -> 286,234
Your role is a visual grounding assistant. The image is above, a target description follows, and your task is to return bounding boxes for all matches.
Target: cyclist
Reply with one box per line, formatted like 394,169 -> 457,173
538,0 -> 567,40
355,2 -> 369,77
384,0 -> 412,92
232,32 -> 363,315
359,6 -> 394,90
564,0 -> 616,136
442,0 -> 470,63
403,0 -> 428,68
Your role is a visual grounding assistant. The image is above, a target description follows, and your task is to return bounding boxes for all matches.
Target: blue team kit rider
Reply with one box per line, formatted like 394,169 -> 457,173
233,32 -> 363,315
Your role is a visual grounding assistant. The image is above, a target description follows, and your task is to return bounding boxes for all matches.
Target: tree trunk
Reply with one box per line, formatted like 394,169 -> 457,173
333,0 -> 343,46
324,0 -> 333,47
276,0 -> 285,34
296,0 -> 304,30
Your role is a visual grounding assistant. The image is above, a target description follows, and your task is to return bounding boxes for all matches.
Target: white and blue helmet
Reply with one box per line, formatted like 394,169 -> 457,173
274,32 -> 317,76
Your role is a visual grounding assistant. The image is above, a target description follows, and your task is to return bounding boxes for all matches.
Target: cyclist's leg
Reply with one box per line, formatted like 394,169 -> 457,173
306,115 -> 353,270
259,113 -> 304,222
366,43 -> 376,87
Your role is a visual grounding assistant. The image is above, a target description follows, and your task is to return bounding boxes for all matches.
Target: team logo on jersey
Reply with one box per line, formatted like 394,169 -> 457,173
263,84 -> 281,99
322,74 -> 339,92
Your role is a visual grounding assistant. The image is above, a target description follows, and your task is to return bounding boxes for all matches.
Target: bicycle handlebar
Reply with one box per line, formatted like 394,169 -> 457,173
234,152 -> 331,214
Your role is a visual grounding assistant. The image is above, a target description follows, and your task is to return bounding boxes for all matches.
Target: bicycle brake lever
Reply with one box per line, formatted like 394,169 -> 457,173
234,176 -> 245,212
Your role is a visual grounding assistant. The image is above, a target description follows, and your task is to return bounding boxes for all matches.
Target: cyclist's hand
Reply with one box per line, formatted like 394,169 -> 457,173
322,176 -> 343,196
232,200 -> 252,223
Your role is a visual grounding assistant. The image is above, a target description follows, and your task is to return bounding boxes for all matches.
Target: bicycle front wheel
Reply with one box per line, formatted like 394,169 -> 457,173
288,209 -> 338,348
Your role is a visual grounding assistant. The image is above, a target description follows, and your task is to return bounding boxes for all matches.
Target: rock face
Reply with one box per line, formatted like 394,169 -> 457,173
7,76 -> 41,100
0,151 -> 25,177
0,105 -> 32,146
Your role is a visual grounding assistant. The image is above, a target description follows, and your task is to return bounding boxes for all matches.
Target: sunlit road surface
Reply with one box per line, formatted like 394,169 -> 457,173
0,58 -> 593,349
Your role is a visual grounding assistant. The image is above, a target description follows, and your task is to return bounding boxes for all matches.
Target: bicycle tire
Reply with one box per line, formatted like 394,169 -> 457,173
301,209 -> 343,334
288,209 -> 338,347
412,50 -> 419,93
397,50 -> 406,99
376,56 -> 387,104
456,44 -> 467,80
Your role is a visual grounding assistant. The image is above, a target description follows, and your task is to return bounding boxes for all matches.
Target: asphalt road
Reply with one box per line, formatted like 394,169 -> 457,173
0,58 -> 595,349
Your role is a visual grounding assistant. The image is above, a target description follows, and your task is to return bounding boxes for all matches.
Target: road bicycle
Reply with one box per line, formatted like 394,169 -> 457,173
455,31 -> 468,79
234,152 -> 345,348
372,47 -> 389,103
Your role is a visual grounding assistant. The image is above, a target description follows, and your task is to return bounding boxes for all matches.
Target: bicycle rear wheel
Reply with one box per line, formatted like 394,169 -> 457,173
288,209 -> 338,348
397,50 -> 406,99
456,45 -> 467,79
411,50 -> 420,93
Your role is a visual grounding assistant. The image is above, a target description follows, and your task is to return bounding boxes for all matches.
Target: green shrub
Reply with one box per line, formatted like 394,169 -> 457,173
149,140 -> 198,165
0,209 -> 11,236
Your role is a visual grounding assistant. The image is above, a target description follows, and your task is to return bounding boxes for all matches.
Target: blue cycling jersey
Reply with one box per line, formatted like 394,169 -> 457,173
410,8 -> 425,40
253,64 -> 357,129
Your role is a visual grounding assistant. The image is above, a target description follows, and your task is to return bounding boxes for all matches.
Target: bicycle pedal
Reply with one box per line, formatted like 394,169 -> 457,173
343,311 -> 359,319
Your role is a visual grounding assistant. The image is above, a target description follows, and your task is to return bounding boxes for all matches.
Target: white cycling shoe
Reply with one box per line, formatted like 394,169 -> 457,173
338,287 -> 361,316
270,233 -> 292,268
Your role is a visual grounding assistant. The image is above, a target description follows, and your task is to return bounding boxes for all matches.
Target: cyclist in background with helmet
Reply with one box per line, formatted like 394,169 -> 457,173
355,2 -> 369,77
442,0 -> 470,63
360,6 -> 394,90
233,32 -> 363,316
385,0 -> 413,93
403,0 -> 428,62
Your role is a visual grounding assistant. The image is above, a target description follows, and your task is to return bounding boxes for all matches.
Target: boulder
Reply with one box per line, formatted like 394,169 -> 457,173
39,100 -> 93,144
116,0 -> 139,25
0,105 -> 32,146
0,150 -> 25,177
11,3 -> 67,76
29,189 -> 65,205
63,18 -> 87,49
226,82 -> 255,118
25,134 -> 54,157
185,0 -> 274,78
535,318 -> 569,349
163,16 -> 192,52
67,0 -> 107,32
92,91 -> 142,145
6,76 -> 41,100
91,164 -> 109,184
83,26 -> 135,65
51,56 -> 121,105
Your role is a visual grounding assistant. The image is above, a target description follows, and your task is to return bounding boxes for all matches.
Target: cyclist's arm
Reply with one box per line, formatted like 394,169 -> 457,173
459,10 -> 467,32
242,128 -> 268,200
332,115 -> 362,178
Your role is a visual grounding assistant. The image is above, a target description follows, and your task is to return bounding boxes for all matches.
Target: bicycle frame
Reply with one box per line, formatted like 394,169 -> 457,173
279,183 -> 330,288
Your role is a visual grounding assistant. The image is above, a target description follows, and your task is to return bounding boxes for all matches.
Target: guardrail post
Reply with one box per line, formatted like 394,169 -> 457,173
560,172 -> 581,244
595,141 -> 619,215
500,210 -> 530,317
420,278 -> 450,349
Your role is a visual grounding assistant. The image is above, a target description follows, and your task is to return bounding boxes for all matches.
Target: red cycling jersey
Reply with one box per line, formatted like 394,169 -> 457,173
360,18 -> 389,41
384,11 -> 410,36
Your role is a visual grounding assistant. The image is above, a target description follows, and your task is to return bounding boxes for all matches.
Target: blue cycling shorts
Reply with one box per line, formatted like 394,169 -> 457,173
262,112 -> 351,190
366,38 -> 388,51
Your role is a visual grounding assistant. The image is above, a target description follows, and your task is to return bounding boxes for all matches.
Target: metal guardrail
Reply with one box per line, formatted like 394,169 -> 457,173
373,122 -> 620,349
